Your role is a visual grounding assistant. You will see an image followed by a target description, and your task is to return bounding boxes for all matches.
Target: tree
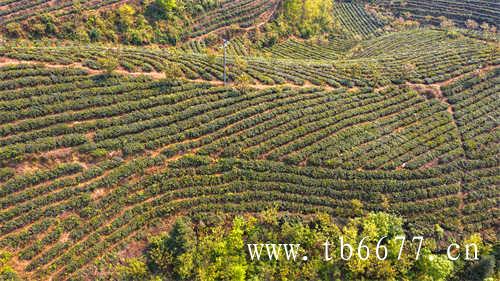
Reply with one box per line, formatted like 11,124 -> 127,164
232,55 -> 248,72
0,251 -> 20,281
5,22 -> 23,38
414,250 -> 454,281
126,24 -> 155,45
205,48 -> 218,65
462,255 -> 496,281
350,199 -> 364,216
156,0 -> 177,11
97,54 -> 119,75
30,23 -> 46,38
163,62 -> 183,81
480,22 -> 490,32
115,212 -> 490,280
39,14 -> 58,36
117,258 -> 149,281
281,0 -> 333,38
117,4 -> 136,31
434,224 -> 445,240
75,26 -> 90,42
153,0 -> 177,18
233,73 -> 252,93
148,218 -> 196,280
439,16 -> 455,29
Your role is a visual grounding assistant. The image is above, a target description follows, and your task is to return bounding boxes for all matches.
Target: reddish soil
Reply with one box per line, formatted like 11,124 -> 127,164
118,240 -> 147,260
0,57 -> 320,90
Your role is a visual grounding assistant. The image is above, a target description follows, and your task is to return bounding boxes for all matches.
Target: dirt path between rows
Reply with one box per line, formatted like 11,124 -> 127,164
406,64 -> 498,114
0,57 -> 496,94
406,64 -> 499,168
0,57 -> 335,91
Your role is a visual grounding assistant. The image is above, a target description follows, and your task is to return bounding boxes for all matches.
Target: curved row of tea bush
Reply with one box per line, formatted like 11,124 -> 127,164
1,29 -> 496,87
333,2 -> 385,39
374,0 -> 499,28
442,67 -> 499,160
2,156 -> 492,280
0,65 -> 465,172
189,0 -> 278,38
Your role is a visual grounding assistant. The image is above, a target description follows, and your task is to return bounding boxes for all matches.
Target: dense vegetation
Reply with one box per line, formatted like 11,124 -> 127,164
1,0 -> 328,44
0,0 -> 281,44
0,0 -> 498,280
1,0 -> 497,46
112,212 -> 497,281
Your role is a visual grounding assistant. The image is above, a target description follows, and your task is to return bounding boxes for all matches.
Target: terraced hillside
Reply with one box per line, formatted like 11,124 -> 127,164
263,38 -> 347,60
0,0 -> 131,24
0,66 -> 463,170
189,0 -> 280,38
3,154 -> 499,280
1,29 -> 497,88
374,0 -> 500,28
441,67 -> 499,160
0,0 -> 282,45
0,52 -> 498,279
0,1 -> 498,280
181,36 -> 255,56
333,2 -> 385,39
0,62 -> 495,278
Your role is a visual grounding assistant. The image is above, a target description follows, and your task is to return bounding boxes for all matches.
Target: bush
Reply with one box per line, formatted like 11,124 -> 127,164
97,56 -> 119,74
122,143 -> 145,156
0,168 -> 14,181
171,154 -> 212,168
117,258 -> 149,281
90,148 -> 108,159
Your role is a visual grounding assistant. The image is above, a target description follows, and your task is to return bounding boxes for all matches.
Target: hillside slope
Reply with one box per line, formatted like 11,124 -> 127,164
0,62 -> 497,279
0,0 -> 131,24
373,0 -> 499,28
0,1 -> 498,280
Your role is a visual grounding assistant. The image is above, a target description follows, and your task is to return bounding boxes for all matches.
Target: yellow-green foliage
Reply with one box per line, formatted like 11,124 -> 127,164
130,212 -> 466,280
0,251 -> 20,281
280,0 -> 334,38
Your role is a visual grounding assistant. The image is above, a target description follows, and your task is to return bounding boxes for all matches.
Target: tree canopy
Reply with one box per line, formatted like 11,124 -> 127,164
112,211 -> 496,281
280,0 -> 334,38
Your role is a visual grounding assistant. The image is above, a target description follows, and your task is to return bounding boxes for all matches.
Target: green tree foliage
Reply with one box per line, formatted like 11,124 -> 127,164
148,218 -> 196,279
117,4 -> 136,31
233,73 -> 252,93
126,15 -> 155,45
452,238 -> 498,281
147,216 -> 247,281
0,0 -> 335,44
279,0 -> 334,38
114,4 -> 156,44
85,13 -> 117,42
0,251 -> 20,281
461,255 -> 496,281
5,23 -> 23,38
147,0 -> 178,21
97,53 -> 119,75
163,62 -> 184,81
122,212 -> 476,280
117,258 -> 150,281
156,0 -> 177,13
414,250 -> 454,281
